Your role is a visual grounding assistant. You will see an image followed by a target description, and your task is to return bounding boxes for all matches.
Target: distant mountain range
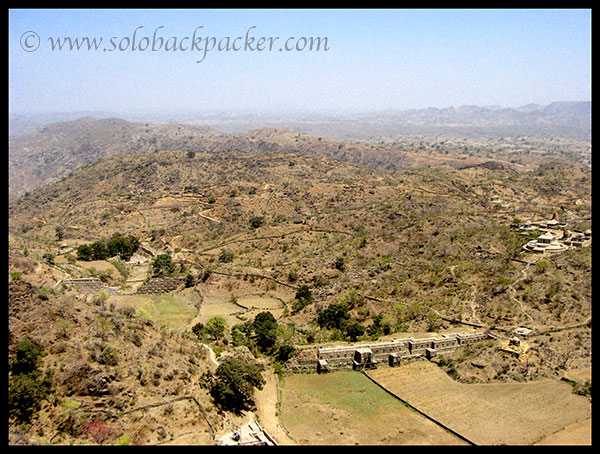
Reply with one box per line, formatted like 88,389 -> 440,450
183,101 -> 591,141
8,102 -> 590,199
10,101 -> 591,141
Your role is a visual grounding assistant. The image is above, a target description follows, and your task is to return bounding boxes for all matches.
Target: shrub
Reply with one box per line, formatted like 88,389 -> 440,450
287,266 -> 299,282
185,273 -> 196,288
82,418 -> 115,445
11,337 -> 44,376
59,399 -> 83,436
295,285 -> 312,305
98,345 -> 119,366
218,249 -> 234,263
334,256 -> 346,272
249,215 -> 265,229
42,253 -> 55,265
535,259 -> 551,274
204,317 -> 227,341
192,322 -> 205,339
116,435 -> 131,446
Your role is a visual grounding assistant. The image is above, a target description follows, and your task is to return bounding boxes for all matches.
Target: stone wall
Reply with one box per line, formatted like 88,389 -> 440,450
136,277 -> 184,294
286,332 -> 489,373
60,278 -> 120,295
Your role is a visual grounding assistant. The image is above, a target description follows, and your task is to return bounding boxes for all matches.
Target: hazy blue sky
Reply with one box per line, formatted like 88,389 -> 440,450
9,8 -> 591,115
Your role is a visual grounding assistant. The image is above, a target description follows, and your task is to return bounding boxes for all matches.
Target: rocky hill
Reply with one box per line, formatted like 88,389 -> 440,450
8,278 -> 223,445
10,103 -> 591,200
8,117 -> 222,199
8,136 -> 591,444
10,148 -> 591,345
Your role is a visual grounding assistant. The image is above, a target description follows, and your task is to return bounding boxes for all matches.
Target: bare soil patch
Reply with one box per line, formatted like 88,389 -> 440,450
368,361 -> 591,445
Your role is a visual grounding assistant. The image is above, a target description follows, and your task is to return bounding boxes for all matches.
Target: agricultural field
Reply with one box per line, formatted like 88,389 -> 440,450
108,294 -> 198,330
192,281 -> 291,328
280,370 -> 467,445
367,361 -> 591,445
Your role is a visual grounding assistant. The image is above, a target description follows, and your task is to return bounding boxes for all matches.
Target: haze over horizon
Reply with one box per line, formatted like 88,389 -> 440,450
9,9 -> 591,117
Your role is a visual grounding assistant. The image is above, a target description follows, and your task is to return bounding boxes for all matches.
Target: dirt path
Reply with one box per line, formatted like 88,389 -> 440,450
198,343 -> 293,445
508,263 -> 533,322
200,344 -> 219,370
468,283 -> 481,324
253,370 -> 296,445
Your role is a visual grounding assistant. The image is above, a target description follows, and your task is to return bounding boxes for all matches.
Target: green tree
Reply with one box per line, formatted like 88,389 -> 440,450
10,337 -> 44,376
76,243 -> 93,261
205,316 -> 227,341
345,319 -> 365,342
292,285 -> 312,312
252,311 -> 278,353
317,303 -> 350,330
276,344 -> 296,363
9,337 -> 52,423
152,254 -> 175,277
208,357 -> 265,413
90,241 -> 109,260
8,373 -> 51,423
295,285 -> 312,305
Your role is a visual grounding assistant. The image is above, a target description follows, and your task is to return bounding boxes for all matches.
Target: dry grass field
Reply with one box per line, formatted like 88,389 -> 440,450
368,361 -> 591,445
280,370 -> 467,445
108,294 -> 198,330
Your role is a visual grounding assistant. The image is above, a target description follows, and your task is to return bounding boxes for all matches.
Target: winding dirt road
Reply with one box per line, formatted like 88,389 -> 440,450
253,370 -> 297,445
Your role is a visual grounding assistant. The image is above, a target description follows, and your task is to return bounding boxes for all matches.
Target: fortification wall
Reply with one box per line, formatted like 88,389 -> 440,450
285,332 -> 490,373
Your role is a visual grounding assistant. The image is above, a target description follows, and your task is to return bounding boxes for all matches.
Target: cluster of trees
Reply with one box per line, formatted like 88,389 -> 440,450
317,302 -> 365,341
192,311 -> 294,362
76,234 -> 140,261
150,253 -> 192,279
316,298 -> 395,342
151,254 -> 176,277
8,337 -> 52,423
194,310 -> 292,414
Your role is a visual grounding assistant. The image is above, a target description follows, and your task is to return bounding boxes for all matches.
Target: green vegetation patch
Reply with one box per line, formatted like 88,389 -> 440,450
281,370 -> 462,445
148,294 -> 197,329
116,294 -> 197,329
